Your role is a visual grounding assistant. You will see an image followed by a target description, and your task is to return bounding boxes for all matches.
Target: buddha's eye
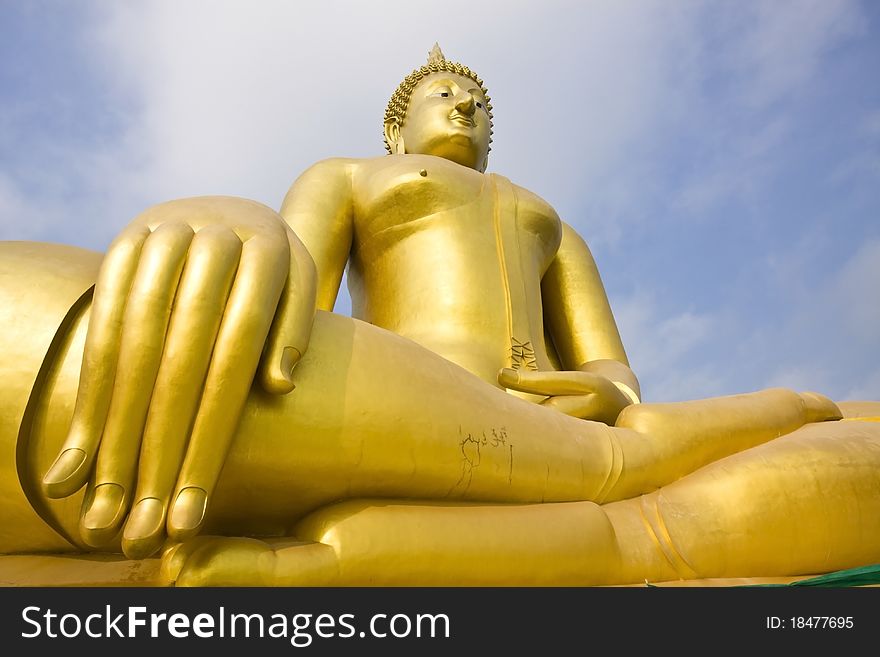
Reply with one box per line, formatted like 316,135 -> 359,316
440,92 -> 449,97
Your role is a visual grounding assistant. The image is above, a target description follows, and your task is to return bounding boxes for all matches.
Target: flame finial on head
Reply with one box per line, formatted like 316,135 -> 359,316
383,44 -> 493,155
427,42 -> 445,65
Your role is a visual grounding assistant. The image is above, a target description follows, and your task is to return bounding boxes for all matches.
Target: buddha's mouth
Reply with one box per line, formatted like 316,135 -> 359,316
449,113 -> 475,127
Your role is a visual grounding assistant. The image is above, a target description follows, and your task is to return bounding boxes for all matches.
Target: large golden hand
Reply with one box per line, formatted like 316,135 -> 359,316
498,364 -> 633,425
41,196 -> 317,558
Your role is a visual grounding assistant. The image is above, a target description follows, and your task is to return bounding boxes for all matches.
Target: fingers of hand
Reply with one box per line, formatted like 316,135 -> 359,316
542,388 -> 631,424
498,367 -> 607,397
42,225 -> 151,499
167,233 -> 289,542
79,222 -> 194,547
540,394 -> 603,420
121,225 -> 242,559
259,227 -> 316,395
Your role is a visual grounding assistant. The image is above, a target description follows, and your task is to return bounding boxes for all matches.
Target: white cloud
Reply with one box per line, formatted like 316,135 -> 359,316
0,174 -> 47,240
75,1 -> 712,248
758,239 -> 880,399
828,107 -> 880,187
673,117 -> 792,218
669,0 -> 865,221
614,292 -> 725,401
861,109 -> 880,138
844,368 -> 880,401
765,365 -> 834,393
828,240 -> 880,344
724,0 -> 865,110
13,1 -> 862,244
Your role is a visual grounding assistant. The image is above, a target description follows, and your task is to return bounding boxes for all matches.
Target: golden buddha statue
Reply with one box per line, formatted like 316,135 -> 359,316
1,45 -> 878,586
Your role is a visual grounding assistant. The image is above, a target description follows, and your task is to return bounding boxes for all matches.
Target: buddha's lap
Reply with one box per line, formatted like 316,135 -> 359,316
2,242 -> 879,562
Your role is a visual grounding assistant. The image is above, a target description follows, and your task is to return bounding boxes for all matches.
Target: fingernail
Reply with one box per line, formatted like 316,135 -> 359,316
169,487 -> 208,533
281,346 -> 302,383
500,368 -> 520,383
43,448 -> 86,486
123,498 -> 165,540
83,483 -> 125,531
159,542 -> 187,583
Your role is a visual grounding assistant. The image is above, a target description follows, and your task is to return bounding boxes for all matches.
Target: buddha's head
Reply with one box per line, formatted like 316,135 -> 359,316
384,44 -> 493,171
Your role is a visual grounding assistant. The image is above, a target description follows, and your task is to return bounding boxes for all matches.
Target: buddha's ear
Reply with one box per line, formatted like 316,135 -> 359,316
479,154 -> 489,173
384,119 -> 405,155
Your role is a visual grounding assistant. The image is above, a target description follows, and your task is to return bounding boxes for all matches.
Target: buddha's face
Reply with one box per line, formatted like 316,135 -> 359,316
394,72 -> 491,171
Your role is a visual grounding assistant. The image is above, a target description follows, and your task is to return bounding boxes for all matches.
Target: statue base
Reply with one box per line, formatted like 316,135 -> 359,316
2,552 -> 877,587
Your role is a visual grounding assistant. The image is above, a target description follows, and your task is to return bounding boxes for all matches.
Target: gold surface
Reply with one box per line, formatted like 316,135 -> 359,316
1,46 -> 878,586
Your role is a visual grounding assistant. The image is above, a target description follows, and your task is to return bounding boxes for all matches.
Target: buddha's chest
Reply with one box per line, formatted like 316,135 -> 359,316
353,156 -> 561,266
355,155 -> 485,234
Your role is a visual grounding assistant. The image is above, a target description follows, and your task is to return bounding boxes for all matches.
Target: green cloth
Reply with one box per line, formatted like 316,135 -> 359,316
643,563 -> 880,587
751,563 -> 880,587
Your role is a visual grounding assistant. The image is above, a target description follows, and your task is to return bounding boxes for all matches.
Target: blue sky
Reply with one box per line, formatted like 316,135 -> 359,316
1,1 -> 878,402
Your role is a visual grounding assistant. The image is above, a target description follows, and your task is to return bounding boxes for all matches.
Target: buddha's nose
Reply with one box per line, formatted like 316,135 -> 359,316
455,93 -> 476,116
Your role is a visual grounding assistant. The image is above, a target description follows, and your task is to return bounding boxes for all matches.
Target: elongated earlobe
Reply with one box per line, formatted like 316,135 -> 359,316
384,119 -> 405,155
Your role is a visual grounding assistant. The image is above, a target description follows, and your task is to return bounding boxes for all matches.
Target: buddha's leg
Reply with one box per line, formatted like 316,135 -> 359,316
0,242 -> 102,554
167,417 -> 880,586
601,390 -> 841,501
166,323 -> 839,537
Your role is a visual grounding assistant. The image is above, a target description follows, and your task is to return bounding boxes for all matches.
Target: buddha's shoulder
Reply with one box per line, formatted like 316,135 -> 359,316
288,156 -> 393,193
297,156 -> 364,175
505,181 -> 560,222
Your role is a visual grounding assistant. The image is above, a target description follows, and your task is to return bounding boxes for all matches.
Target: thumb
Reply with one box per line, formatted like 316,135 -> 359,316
498,368 -> 606,396
259,229 -> 317,394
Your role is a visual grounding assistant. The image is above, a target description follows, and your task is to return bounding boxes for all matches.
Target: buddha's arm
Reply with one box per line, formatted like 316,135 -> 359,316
278,158 -> 357,311
534,222 -> 639,422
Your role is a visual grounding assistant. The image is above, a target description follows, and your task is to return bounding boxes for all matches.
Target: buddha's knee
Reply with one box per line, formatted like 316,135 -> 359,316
0,242 -> 101,553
